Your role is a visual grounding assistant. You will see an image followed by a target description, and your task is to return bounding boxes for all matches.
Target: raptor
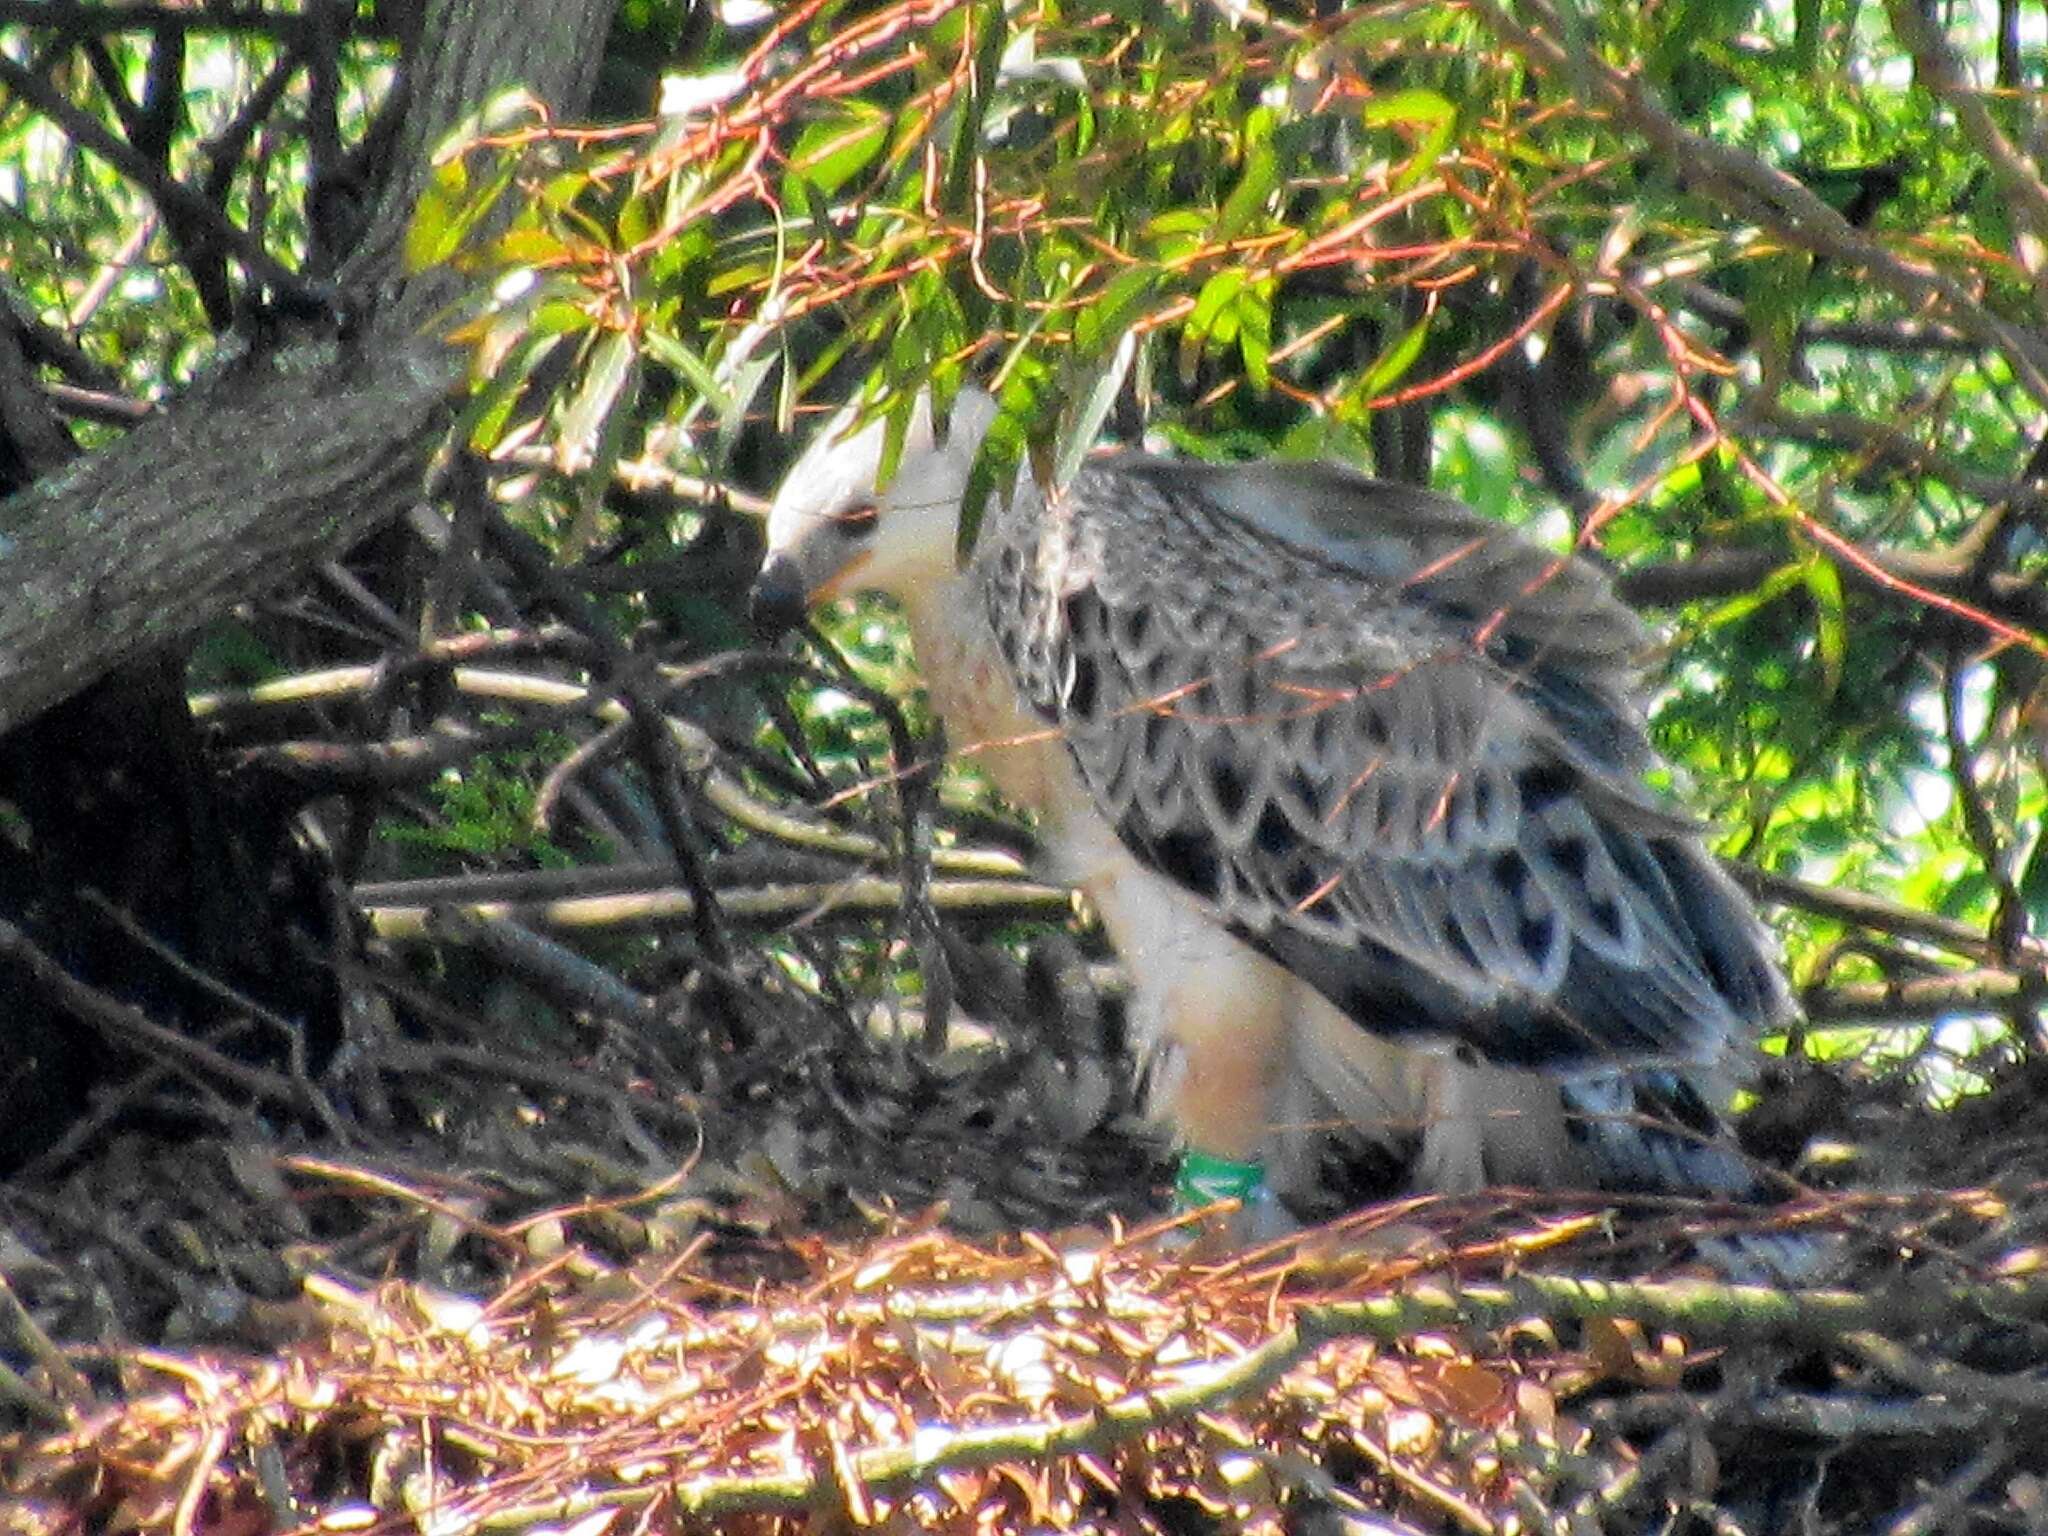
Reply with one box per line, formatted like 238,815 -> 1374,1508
750,388 -> 1793,1227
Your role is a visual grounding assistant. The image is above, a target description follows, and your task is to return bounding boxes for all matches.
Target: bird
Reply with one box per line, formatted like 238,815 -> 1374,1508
750,386 -> 1794,1230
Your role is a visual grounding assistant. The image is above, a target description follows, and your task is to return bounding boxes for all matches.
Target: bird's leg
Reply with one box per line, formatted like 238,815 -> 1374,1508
1137,947 -> 1292,1155
1132,942 -> 1300,1235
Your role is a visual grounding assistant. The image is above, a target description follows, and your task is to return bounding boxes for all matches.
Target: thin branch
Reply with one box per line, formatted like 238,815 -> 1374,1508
1731,864 -> 2048,965
498,442 -> 773,518
41,379 -> 155,425
232,718 -> 561,788
1614,539 -> 2048,637
1886,0 -> 2048,252
425,907 -> 662,1026
193,660 -> 1031,877
1476,0 -> 2048,406
0,1273 -> 96,1417
362,874 -> 1069,943
0,2 -> 392,41
1742,402 -> 2047,510
0,53 -> 307,300
79,889 -> 349,1143
470,474 -> 734,967
1944,649 -> 2028,962
1800,966 -> 2032,1025
0,917 -> 318,1116
800,620 -> 958,1053
1674,280 -> 1979,355
1847,1330 -> 2048,1418
1882,1430 -> 2012,1536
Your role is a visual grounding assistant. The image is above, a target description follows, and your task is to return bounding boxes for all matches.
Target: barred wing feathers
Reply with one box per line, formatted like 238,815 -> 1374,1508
981,454 -> 1789,1073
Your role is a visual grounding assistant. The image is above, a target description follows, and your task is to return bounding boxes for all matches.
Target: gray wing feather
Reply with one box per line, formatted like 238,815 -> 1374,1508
980,452 -> 1791,1073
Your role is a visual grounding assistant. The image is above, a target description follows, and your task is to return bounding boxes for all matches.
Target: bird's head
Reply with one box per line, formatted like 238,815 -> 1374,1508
749,387 -> 1000,638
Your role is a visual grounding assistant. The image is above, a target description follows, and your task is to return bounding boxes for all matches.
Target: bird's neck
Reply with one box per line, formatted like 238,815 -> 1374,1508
893,567 -> 1064,819
894,567 -> 990,727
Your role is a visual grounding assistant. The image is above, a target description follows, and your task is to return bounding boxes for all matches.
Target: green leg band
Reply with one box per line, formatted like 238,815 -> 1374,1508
1175,1151 -> 1267,1211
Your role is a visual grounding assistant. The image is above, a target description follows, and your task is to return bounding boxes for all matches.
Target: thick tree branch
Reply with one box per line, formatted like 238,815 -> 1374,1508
0,0 -> 619,735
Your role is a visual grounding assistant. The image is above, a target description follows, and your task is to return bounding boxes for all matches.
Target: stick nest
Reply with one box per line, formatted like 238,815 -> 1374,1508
8,1173 -> 2048,1536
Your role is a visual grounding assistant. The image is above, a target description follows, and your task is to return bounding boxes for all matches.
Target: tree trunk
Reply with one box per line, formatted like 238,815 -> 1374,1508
0,0 -> 618,1166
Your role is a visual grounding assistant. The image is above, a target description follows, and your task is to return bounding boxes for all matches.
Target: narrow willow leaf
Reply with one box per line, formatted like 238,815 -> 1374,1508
1057,329 -> 1137,488
556,329 -> 638,472
1180,269 -> 1245,383
1361,87 -> 1457,191
644,331 -> 732,417
1802,556 -> 1846,696
1235,281 -> 1273,392
455,331 -> 561,454
1344,311 -> 1432,413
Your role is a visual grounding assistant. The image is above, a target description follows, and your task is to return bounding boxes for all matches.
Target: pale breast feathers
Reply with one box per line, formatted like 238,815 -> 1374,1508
976,454 -> 1790,1074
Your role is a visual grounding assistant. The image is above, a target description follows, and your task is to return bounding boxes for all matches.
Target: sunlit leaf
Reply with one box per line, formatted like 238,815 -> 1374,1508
407,155 -> 517,272
1340,312 -> 1432,418
1180,269 -> 1245,383
1361,87 -> 1457,190
1057,329 -> 1136,487
455,331 -> 562,454
1234,280 -> 1272,391
555,329 -> 639,472
790,109 -> 891,196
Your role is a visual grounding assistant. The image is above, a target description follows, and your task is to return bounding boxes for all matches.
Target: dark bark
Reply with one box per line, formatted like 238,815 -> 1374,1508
0,0 -> 618,1165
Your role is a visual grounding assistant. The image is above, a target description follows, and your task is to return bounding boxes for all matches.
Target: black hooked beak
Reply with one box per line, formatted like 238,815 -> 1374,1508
748,553 -> 809,641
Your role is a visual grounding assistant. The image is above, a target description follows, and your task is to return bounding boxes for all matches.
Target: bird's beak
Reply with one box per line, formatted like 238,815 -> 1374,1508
748,552 -> 809,641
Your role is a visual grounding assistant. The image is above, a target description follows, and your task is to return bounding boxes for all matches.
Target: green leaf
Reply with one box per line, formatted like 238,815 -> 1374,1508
1077,267 -> 1159,351
944,0 -> 1010,207
1697,559 -> 1810,631
406,155 -> 516,271
1217,107 -> 1279,237
790,109 -> 891,195
1057,329 -> 1137,487
1234,280 -> 1272,391
1179,269 -> 1245,383
1801,556 -> 1846,696
556,329 -> 639,466
958,403 -> 1023,564
405,162 -> 463,271
489,224 -> 578,267
528,299 -> 594,338
453,330 -> 561,454
1339,311 -> 1431,417
1360,87 -> 1457,191
617,192 -> 654,250
643,330 -> 731,416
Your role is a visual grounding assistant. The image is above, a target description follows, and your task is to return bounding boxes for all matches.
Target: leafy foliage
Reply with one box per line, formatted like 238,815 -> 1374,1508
401,0 -> 2048,1077
0,24 -> 395,395
7,13 -> 2048,1529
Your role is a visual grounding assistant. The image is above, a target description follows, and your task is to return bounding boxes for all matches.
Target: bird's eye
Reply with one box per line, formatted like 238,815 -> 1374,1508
836,499 -> 880,538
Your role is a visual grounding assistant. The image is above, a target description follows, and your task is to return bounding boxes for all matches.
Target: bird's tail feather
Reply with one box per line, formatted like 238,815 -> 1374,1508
1557,1068 -> 1756,1198
1273,1010 -> 1829,1279
1559,1070 -> 1829,1282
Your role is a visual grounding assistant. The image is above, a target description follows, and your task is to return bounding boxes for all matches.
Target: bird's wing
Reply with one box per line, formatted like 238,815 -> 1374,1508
981,453 -> 1789,1073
